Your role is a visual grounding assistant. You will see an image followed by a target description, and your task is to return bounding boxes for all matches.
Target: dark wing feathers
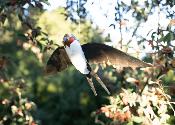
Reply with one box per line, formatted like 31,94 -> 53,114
45,47 -> 71,75
82,43 -> 152,68
45,43 -> 151,74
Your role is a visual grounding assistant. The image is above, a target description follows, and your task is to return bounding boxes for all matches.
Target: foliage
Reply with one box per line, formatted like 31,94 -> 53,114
63,0 -> 175,125
0,3 -> 108,125
96,21 -> 175,125
0,72 -> 37,125
93,15 -> 175,125
0,0 -> 175,125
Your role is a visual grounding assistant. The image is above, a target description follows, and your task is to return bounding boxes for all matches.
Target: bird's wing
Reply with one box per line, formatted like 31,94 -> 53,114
45,47 -> 72,75
82,43 -> 152,69
45,43 -> 152,75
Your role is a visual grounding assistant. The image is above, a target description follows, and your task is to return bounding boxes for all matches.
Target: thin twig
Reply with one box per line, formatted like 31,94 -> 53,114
126,21 -> 141,46
157,81 -> 175,116
117,0 -> 123,49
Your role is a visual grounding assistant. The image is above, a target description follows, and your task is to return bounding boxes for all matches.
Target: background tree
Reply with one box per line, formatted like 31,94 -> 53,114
0,0 -> 175,125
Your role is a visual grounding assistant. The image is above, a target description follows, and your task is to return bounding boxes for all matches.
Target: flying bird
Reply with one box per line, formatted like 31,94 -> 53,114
45,34 -> 152,96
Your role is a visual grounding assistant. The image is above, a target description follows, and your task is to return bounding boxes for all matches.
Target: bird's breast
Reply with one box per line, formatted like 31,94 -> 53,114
65,41 -> 90,74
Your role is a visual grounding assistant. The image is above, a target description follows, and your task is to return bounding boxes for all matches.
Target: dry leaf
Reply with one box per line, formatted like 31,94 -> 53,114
169,19 -> 175,26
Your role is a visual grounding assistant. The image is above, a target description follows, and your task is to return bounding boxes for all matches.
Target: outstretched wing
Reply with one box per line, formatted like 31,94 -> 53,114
45,47 -> 71,75
82,43 -> 152,69
45,43 -> 152,74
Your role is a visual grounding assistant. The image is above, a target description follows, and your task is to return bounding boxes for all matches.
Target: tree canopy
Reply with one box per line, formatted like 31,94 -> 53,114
0,0 -> 175,125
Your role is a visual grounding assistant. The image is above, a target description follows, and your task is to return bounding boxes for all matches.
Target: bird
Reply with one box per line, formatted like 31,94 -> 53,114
45,34 -> 152,96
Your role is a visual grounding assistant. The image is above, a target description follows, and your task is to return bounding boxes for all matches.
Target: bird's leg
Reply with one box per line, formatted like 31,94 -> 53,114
86,76 -> 97,96
91,71 -> 110,95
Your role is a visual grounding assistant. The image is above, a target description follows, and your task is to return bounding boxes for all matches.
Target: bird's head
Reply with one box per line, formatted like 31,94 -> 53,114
63,34 -> 76,47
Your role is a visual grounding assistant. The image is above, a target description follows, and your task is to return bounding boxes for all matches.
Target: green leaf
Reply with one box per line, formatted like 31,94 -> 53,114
132,116 -> 143,123
163,32 -> 175,42
151,32 -> 157,40
18,14 -> 23,22
37,41 -> 44,51
163,70 -> 175,83
127,121 -> 133,125
17,33 -> 28,41
39,37 -> 49,45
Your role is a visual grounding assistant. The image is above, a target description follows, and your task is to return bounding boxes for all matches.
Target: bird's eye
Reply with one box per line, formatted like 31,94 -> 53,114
63,37 -> 68,42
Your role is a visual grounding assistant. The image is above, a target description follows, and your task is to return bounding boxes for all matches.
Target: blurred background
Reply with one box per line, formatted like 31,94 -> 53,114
0,0 -> 175,125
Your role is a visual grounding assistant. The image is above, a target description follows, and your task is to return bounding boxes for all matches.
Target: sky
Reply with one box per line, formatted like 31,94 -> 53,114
44,0 -> 174,58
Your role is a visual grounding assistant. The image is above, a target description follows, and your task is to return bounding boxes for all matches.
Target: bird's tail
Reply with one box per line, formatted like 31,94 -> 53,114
91,71 -> 110,95
86,71 -> 110,96
86,77 -> 97,96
